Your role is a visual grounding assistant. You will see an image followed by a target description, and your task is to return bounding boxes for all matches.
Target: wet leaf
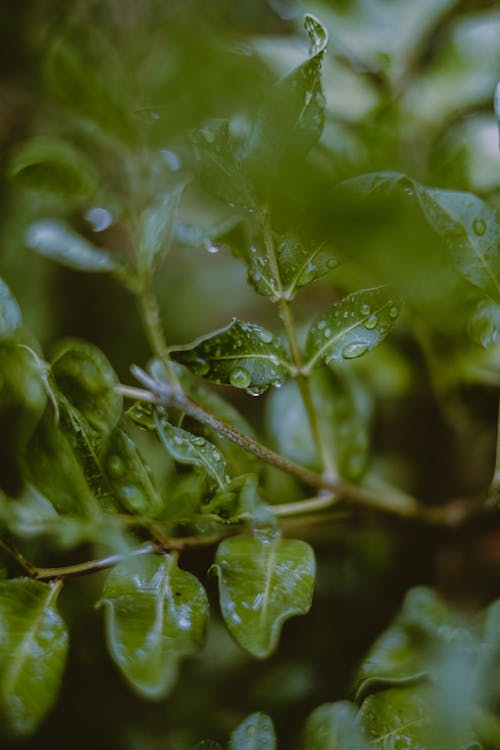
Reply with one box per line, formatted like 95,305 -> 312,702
304,701 -> 370,750
0,579 -> 68,737
229,712 -> 276,749
138,182 -> 185,272
214,534 -> 315,658
170,319 -> 292,391
99,553 -> 209,699
0,277 -> 22,338
305,287 -> 401,370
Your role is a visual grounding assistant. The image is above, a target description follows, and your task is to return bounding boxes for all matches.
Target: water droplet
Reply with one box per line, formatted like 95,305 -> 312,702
324,328 -> 332,337
473,218 -> 486,236
159,149 -> 182,171
343,311 -> 349,319
85,207 -> 113,232
342,342 -> 369,359
246,385 -> 267,397
272,380 -> 283,388
389,306 -> 399,319
192,436 -> 206,447
399,177 -> 414,196
326,258 -> 337,269
206,244 -> 219,254
107,455 -> 125,478
229,367 -> 252,389
365,314 -> 378,330
361,303 -> 371,316
258,328 -> 273,344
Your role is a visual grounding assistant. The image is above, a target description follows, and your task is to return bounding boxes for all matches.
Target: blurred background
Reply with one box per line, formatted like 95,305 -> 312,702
1,0 -> 500,747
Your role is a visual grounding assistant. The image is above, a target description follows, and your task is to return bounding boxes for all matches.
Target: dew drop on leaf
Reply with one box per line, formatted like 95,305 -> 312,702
85,207 -> 113,232
246,385 -> 268,397
365,315 -> 378,330
229,367 -> 252,389
258,328 -> 274,344
341,342 -> 369,359
472,218 -> 487,236
206,245 -> 220,254
361,304 -> 371,316
389,306 -> 399,319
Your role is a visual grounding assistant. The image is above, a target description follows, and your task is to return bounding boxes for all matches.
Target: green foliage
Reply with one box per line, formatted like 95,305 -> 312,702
229,712 -> 276,749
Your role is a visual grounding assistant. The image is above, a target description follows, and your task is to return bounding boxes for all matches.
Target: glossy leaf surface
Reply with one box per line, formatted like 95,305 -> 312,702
99,553 -> 209,699
304,701 -> 370,750
229,712 -> 276,749
138,183 -> 185,272
305,287 -> 400,370
0,579 -> 68,737
171,319 -> 291,390
26,219 -> 121,273
215,535 -> 315,658
469,300 -> 500,349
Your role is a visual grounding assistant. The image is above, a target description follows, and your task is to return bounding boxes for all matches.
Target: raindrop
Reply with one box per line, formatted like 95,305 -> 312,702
342,342 -> 369,359
194,359 -> 209,376
317,320 -> 327,330
85,207 -> 113,233
206,245 -> 220,254
229,367 -> 252,389
473,218 -> 487,236
326,258 -> 337,269
159,149 -> 182,171
258,328 -> 273,344
246,385 -> 268,397
192,436 -> 206,447
325,328 -> 332,337
389,306 -> 399,319
361,303 -> 371,316
365,314 -> 378,330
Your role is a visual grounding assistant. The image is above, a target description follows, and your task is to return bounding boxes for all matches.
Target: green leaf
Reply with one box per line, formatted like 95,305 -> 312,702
155,414 -> 229,490
204,473 -> 260,522
9,136 -> 97,199
193,742 -> 223,750
0,277 -> 22,337
104,427 -> 163,516
0,579 -> 68,737
215,534 -> 315,658
99,553 -> 209,699
25,219 -> 122,273
247,14 -> 327,180
304,701 -> 370,750
190,119 -> 256,210
229,712 -> 276,750
138,183 -> 185,272
171,319 -> 292,392
305,287 -> 401,371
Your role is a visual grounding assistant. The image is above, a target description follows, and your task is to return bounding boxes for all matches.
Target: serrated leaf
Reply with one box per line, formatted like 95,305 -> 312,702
9,136 -> 97,198
0,277 -> 22,337
0,579 -> 68,737
215,534 -> 315,658
304,701 -> 370,750
170,319 -> 292,391
138,183 -> 185,272
229,712 -> 276,749
155,414 -> 229,490
98,553 -> 209,699
305,287 -> 401,371
25,219 -> 122,273
104,427 -> 163,517
190,119 -> 257,210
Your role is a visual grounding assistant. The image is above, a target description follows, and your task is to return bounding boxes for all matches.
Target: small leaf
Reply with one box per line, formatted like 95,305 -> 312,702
229,712 -> 276,750
215,534 -> 315,658
155,414 -> 229,490
9,136 -> 97,198
204,473 -> 261,522
305,287 -> 401,371
138,183 -> 185,272
171,319 -> 292,391
0,277 -> 22,337
0,579 -> 68,737
359,685 -> 432,749
99,553 -> 209,699
25,219 -> 122,273
304,701 -> 370,750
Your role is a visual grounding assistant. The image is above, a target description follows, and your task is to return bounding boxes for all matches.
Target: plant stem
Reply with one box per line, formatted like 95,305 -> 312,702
0,538 -> 38,576
272,492 -> 336,517
262,213 -> 335,476
35,543 -> 156,581
137,279 -> 181,391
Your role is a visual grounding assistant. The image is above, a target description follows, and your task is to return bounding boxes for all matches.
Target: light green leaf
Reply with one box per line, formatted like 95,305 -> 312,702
9,136 -> 97,198
138,183 -> 185,272
215,534 -> 315,658
304,701 -> 370,750
99,553 -> 209,699
170,319 -> 292,392
25,219 -> 122,273
0,579 -> 68,737
155,414 -> 229,490
305,287 -> 401,371
0,277 -> 22,337
229,712 -> 276,750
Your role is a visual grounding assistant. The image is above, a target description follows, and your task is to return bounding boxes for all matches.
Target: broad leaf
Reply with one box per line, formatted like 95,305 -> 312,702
304,701 -> 370,750
171,319 -> 292,392
9,136 -> 97,198
0,579 -> 68,737
305,287 -> 401,370
99,553 -> 209,699
0,277 -> 22,337
138,183 -> 185,272
215,534 -> 315,658
25,219 -> 122,273
155,414 -> 230,490
229,712 -> 276,750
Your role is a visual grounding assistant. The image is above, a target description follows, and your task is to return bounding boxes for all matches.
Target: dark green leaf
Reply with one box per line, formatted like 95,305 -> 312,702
138,183 -> 185,272
203,474 -> 260,522
229,712 -> 276,750
9,136 -> 97,198
99,553 -> 209,699
0,277 -> 22,337
0,579 -> 68,737
304,701 -> 370,750
215,534 -> 315,658
155,414 -> 229,490
305,287 -> 401,370
25,220 -> 122,273
171,319 -> 292,392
